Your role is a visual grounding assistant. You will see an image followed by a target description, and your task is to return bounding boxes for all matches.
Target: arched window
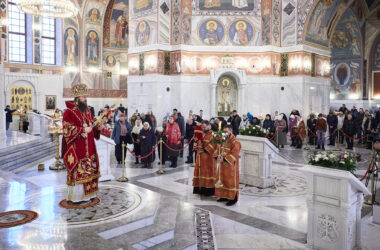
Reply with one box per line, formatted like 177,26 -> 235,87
41,17 -> 56,65
8,0 -> 26,63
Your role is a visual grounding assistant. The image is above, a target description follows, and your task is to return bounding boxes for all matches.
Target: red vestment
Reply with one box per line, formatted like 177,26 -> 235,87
193,130 -> 217,189
214,135 -> 241,200
193,124 -> 203,151
62,101 -> 101,198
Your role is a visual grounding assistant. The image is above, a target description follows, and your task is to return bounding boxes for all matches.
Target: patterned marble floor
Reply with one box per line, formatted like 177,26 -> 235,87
0,139 -> 379,250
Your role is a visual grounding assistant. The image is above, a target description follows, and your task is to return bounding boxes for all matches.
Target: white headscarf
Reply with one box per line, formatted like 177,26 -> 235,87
132,120 -> 143,134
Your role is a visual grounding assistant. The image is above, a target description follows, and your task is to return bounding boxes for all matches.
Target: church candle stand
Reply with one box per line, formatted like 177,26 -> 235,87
49,128 -> 65,170
156,138 -> 165,175
117,141 -> 128,182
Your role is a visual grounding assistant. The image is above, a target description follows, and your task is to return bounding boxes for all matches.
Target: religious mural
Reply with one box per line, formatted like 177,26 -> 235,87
135,20 -> 150,46
198,0 -> 253,11
261,0 -> 271,45
305,0 -> 348,47
372,36 -> 380,70
133,0 -> 153,14
64,28 -> 79,66
199,19 -> 224,45
228,20 -> 254,45
216,76 -> 238,117
331,8 -> 362,99
88,8 -> 101,23
86,30 -> 99,66
365,0 -> 380,12
110,0 -> 129,48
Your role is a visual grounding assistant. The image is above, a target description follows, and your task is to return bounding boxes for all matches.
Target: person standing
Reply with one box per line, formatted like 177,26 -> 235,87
315,113 -> 327,150
307,113 -> 317,145
339,104 -> 348,114
293,115 -> 306,149
175,112 -> 185,158
62,83 -> 104,204
156,126 -> 167,165
337,112 -> 345,145
239,114 -> 249,129
327,111 -> 338,146
139,122 -> 156,168
342,113 -> 356,150
193,120 -> 217,196
356,108 -> 365,143
111,113 -> 131,164
289,115 -> 297,146
5,105 -> 16,130
131,119 -> 143,164
263,114 -> 275,138
227,110 -> 241,136
363,114 -> 376,149
166,116 -> 182,168
274,114 -> 287,148
214,125 -> 241,206
185,117 -> 196,164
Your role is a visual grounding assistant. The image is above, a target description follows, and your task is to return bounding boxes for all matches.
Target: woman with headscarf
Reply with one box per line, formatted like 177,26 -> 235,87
111,113 -> 132,164
289,115 -> 297,146
139,122 -> 156,168
274,114 -> 287,148
132,119 -> 143,164
165,115 -> 182,168
263,114 -> 275,137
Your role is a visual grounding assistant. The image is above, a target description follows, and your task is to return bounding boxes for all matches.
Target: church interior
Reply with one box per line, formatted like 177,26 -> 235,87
1,0 -> 380,249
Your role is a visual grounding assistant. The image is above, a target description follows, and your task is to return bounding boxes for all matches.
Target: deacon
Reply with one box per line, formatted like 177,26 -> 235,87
193,120 -> 217,196
214,125 -> 241,206
62,83 -> 104,204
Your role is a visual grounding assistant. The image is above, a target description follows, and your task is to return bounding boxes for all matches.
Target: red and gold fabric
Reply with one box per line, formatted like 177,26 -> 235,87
193,130 -> 217,188
295,120 -> 306,141
193,124 -> 203,151
62,101 -> 101,198
214,135 -> 241,200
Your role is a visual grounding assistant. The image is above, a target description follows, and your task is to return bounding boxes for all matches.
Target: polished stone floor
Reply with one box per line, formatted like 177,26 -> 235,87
0,137 -> 380,250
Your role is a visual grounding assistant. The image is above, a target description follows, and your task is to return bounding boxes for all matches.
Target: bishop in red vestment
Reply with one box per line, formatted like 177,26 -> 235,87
193,120 -> 217,196
214,125 -> 241,206
62,83 -> 103,203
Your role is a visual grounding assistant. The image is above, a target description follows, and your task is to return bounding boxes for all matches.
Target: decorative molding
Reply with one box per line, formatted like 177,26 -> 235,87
317,214 -> 338,242
63,88 -> 127,98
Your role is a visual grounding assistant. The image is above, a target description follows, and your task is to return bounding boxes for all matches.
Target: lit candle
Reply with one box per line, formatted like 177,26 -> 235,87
218,122 -> 221,131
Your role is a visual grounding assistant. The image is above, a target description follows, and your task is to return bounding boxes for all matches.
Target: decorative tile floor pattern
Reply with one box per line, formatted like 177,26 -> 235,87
195,208 -> 216,250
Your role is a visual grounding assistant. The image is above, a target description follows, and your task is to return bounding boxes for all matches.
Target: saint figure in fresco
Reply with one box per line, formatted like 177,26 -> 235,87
232,0 -> 248,9
137,21 -> 149,46
136,0 -> 149,10
89,9 -> 99,22
337,64 -> 347,86
66,29 -> 76,66
204,21 -> 219,45
88,32 -> 98,64
204,0 -> 220,8
115,15 -> 128,46
233,21 -> 249,45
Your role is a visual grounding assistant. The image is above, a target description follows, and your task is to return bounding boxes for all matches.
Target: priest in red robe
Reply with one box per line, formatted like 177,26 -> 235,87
193,120 -> 217,196
214,124 -> 241,206
62,83 -> 103,204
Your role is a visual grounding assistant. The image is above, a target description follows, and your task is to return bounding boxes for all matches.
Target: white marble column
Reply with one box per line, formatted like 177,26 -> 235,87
210,84 -> 217,118
0,65 -> 5,139
238,83 -> 247,114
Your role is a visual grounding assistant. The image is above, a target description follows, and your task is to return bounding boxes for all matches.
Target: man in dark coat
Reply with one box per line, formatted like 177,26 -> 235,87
307,113 -> 317,145
5,105 -> 16,130
327,111 -> 338,146
227,110 -> 242,136
339,104 -> 348,114
185,117 -> 196,163
342,113 -> 356,150
175,112 -> 185,157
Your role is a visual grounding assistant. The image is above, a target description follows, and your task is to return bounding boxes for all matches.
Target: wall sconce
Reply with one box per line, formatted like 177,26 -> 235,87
145,54 -> 157,71
303,57 -> 311,73
289,55 -> 302,73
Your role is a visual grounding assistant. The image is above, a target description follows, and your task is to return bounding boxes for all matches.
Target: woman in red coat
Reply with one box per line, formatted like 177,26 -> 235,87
165,116 -> 182,168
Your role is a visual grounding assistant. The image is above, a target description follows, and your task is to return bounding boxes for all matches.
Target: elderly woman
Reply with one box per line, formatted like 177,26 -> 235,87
274,114 -> 287,148
111,113 -> 132,164
165,115 -> 182,168
156,126 -> 168,165
132,119 -> 143,164
139,122 -> 156,168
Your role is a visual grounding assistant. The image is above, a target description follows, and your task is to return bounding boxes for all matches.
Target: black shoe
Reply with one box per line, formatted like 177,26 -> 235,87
316,146 -> 321,149
226,200 -> 237,206
185,160 -> 192,164
322,146 -> 325,151
281,145 -> 284,148
135,160 -> 139,164
217,198 -> 228,202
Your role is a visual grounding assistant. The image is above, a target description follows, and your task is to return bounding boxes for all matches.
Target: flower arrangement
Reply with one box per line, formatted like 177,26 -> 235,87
239,125 -> 269,138
212,130 -> 229,144
100,127 -> 112,138
308,151 -> 357,172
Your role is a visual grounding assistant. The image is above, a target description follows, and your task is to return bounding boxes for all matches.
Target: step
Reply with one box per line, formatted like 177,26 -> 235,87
0,138 -> 52,158
0,142 -> 55,166
3,149 -> 56,172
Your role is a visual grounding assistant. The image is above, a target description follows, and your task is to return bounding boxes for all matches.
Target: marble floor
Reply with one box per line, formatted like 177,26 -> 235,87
0,140 -> 380,250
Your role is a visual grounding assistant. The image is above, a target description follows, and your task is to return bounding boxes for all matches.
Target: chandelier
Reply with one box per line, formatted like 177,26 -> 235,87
17,0 -> 78,18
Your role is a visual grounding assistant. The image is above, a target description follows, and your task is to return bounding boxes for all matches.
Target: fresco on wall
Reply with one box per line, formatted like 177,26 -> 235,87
331,60 -> 361,99
261,0 -> 271,45
64,28 -> 79,66
110,0 -> 129,48
228,20 -> 254,45
199,19 -> 224,45
331,9 -> 361,59
305,0 -> 348,47
198,0 -> 254,11
88,8 -> 101,23
133,0 -> 153,14
86,30 -> 99,66
135,20 -> 150,46
216,75 -> 238,117
372,37 -> 380,70
297,0 -> 315,44
365,0 -> 380,12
